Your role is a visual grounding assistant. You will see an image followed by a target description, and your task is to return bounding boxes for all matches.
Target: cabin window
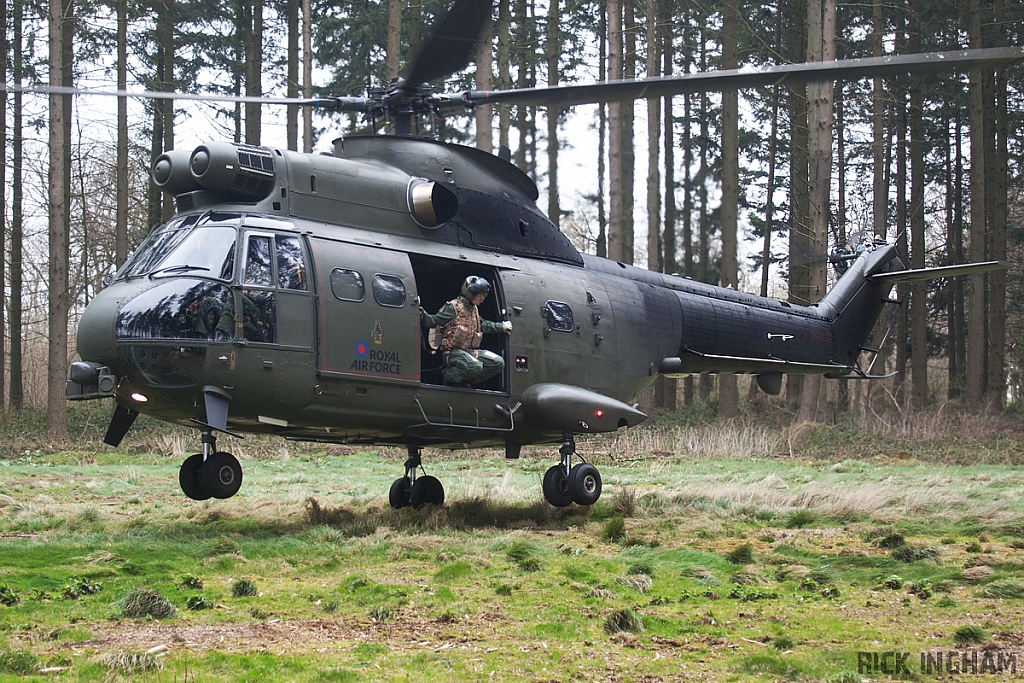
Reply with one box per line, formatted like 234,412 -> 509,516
372,274 -> 406,308
330,269 -> 365,302
242,290 -> 277,343
276,236 -> 307,290
244,235 -> 273,286
544,300 -> 574,333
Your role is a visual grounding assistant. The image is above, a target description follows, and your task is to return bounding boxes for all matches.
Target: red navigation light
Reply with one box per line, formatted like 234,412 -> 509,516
595,409 -> 604,418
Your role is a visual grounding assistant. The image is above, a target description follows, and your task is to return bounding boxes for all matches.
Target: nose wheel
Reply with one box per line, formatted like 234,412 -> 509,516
389,447 -> 445,509
542,434 -> 602,507
178,431 -> 243,500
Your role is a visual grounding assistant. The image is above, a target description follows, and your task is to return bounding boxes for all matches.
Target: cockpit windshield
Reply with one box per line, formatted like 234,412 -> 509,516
117,213 -> 239,281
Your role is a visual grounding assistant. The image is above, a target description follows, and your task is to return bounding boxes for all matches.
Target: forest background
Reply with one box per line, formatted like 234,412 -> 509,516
1,0 -> 1023,441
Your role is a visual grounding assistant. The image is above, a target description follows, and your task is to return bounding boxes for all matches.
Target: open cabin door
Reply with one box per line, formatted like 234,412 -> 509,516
310,238 -> 420,383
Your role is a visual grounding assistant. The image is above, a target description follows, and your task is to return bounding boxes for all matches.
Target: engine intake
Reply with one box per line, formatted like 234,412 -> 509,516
152,149 -> 203,196
189,142 -> 277,201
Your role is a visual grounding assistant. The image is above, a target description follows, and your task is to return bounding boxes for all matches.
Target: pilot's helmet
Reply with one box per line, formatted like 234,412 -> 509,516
462,276 -> 491,300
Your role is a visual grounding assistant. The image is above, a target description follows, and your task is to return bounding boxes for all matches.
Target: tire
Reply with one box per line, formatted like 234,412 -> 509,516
179,454 -> 211,501
410,475 -> 445,508
568,463 -> 602,506
389,477 -> 412,509
200,451 -> 243,499
542,465 -> 573,508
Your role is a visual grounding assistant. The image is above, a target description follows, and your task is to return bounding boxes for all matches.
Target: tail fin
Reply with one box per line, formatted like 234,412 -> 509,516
818,242 -> 903,368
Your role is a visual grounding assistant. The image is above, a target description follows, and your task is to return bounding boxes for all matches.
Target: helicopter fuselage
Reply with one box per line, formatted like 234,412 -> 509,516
70,137 -> 899,453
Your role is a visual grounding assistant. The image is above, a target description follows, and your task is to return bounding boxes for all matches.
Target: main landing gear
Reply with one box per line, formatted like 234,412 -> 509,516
542,433 -> 602,508
389,447 -> 445,509
178,431 -> 243,501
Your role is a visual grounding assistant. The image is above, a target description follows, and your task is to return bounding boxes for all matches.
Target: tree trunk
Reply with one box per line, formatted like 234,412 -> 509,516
987,0 -> 1007,412
648,0 -> 664,409
287,0 -> 299,151
386,0 -> 401,80
894,13 -> 908,407
908,1 -> 927,410
10,0 -> 24,408
619,0 -> 636,265
302,0 -> 312,152
514,0 -> 529,169
719,0 -> 739,418
48,0 -> 70,439
0,0 -> 6,410
798,0 -> 834,424
545,0 -> 558,221
662,13 -> 677,410
596,4 -> 607,257
245,0 -> 263,145
950,113 -> 966,399
160,0 -> 175,221
965,0 -> 987,410
496,0 -> 511,150
607,0 -> 623,261
760,87 -> 780,301
116,0 -> 128,265
836,83 -> 848,411
476,10 -> 494,153
784,0 -> 807,406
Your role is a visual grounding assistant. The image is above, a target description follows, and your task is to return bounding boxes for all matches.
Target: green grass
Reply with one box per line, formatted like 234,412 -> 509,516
3,407 -> 1024,680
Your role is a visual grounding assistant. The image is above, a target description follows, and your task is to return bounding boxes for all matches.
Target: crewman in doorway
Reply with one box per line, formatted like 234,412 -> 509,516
420,276 -> 512,387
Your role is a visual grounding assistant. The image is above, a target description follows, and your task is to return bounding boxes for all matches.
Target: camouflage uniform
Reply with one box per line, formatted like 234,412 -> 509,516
421,295 -> 506,386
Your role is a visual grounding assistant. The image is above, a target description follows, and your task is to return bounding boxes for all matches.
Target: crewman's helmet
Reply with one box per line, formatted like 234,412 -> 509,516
462,276 -> 491,300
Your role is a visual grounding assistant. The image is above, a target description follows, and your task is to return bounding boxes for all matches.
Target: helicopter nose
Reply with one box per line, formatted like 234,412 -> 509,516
77,286 -> 121,367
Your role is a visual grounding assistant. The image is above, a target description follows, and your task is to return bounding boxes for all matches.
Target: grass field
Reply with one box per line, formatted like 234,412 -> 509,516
2,406 -> 1024,681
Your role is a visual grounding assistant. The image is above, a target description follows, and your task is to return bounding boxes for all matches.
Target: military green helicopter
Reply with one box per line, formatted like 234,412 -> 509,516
65,0 -> 1018,509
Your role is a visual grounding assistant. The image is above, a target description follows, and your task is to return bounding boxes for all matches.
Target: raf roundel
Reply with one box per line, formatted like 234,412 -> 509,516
355,341 -> 369,358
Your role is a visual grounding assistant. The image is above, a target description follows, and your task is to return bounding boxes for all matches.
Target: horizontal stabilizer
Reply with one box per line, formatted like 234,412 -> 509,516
869,260 -> 1009,285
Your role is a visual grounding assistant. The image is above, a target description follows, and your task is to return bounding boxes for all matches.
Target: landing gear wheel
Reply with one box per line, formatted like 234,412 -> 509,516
410,475 -> 445,508
568,463 -> 602,506
542,465 -> 573,507
389,477 -> 412,509
179,454 -> 211,501
200,451 -> 243,499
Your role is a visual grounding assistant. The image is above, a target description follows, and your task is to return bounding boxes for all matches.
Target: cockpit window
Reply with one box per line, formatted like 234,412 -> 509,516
117,214 -> 196,278
116,279 -> 235,341
116,212 -> 239,281
153,226 -> 236,280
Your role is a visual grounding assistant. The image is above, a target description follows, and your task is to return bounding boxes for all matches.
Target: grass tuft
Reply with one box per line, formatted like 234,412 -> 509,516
98,650 -> 161,673
117,588 -> 176,619
891,544 -> 942,563
874,533 -> 906,549
977,581 -> 1024,599
612,487 -> 637,517
602,516 -> 627,542
604,608 -> 645,634
232,579 -> 259,597
0,649 -> 38,675
784,510 -> 816,529
726,543 -> 754,565
616,574 -> 653,593
952,625 -> 989,645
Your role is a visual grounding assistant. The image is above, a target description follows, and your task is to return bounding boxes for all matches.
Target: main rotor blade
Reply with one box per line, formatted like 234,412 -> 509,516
403,0 -> 492,86
458,47 -> 1024,109
0,83 -> 320,106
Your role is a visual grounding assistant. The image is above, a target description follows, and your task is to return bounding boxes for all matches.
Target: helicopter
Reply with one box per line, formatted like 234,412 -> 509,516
64,0 -> 1018,509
